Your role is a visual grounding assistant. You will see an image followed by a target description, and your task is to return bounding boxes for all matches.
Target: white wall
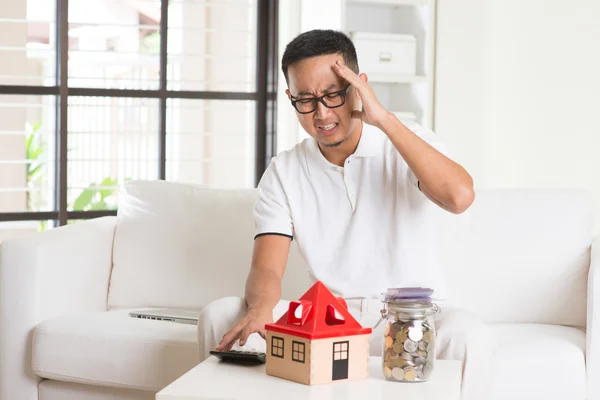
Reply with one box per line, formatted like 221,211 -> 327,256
435,0 -> 600,234
0,0 -> 27,212
276,0 -> 344,153
276,0 -> 301,154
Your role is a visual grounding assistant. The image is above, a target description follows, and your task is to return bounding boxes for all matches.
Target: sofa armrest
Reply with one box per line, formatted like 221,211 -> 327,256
588,234 -> 600,400
0,216 -> 117,400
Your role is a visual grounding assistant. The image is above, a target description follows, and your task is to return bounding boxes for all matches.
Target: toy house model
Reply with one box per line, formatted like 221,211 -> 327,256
264,281 -> 372,385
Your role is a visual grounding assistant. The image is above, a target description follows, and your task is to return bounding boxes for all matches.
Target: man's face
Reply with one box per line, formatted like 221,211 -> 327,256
286,53 -> 360,148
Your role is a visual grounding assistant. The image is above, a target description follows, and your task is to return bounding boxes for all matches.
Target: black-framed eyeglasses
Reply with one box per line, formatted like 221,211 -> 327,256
289,85 -> 351,114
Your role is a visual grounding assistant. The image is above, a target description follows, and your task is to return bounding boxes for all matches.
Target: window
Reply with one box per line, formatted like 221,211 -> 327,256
333,341 -> 348,361
292,341 -> 305,363
271,336 -> 284,358
326,304 -> 346,326
0,0 -> 278,234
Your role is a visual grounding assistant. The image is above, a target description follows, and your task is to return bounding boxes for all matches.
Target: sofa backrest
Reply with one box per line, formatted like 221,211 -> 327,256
108,180 -> 594,327
433,188 -> 593,327
107,180 -> 312,311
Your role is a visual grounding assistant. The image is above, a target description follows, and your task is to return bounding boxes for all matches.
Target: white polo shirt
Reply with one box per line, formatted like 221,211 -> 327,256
254,121 -> 449,299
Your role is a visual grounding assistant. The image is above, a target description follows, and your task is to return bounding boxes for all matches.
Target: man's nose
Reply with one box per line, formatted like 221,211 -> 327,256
314,100 -> 331,119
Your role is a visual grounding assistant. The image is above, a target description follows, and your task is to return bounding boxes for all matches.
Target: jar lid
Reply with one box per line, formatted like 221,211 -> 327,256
383,287 -> 434,304
383,288 -> 439,316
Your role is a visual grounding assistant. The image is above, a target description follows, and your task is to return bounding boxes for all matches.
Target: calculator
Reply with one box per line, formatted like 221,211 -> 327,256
209,350 -> 266,364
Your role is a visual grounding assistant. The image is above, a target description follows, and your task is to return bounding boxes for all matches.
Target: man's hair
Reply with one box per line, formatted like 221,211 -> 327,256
281,29 -> 359,84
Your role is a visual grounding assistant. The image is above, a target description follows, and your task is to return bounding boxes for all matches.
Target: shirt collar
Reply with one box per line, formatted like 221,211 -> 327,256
305,123 -> 384,176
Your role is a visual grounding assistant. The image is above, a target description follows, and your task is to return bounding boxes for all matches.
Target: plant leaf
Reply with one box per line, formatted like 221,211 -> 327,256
28,163 -> 42,178
90,200 -> 107,210
98,177 -> 118,200
31,121 -> 42,132
72,189 -> 96,211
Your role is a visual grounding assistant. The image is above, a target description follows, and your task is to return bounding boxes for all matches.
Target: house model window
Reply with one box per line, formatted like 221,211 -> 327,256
292,341 -> 305,363
326,305 -> 345,325
286,300 -> 312,325
333,341 -> 349,361
271,336 -> 284,358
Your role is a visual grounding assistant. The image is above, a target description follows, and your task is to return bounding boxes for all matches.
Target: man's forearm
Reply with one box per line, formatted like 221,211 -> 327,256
244,266 -> 282,313
379,113 -> 474,214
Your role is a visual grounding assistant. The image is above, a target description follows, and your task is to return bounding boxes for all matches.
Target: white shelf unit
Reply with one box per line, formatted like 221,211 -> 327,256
347,0 -> 429,6
342,0 -> 437,129
368,74 -> 427,84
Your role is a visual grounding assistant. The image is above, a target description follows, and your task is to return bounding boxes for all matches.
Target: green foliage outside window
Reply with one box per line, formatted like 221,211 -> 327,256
25,121 -> 129,230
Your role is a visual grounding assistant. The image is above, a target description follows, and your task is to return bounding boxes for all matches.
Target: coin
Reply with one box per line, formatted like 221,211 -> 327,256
417,350 -> 427,358
408,326 -> 423,342
403,339 -> 418,353
384,323 -> 391,336
404,367 -> 417,381
414,356 -> 426,366
393,357 -> 406,368
401,351 -> 413,361
383,366 -> 392,379
423,331 -> 433,343
418,341 -> 427,351
384,336 -> 393,349
393,341 -> 403,354
391,367 -> 404,381
391,322 -> 403,337
386,347 -> 398,359
396,330 -> 407,343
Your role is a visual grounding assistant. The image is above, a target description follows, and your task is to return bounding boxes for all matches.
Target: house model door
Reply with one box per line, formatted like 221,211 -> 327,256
332,341 -> 349,380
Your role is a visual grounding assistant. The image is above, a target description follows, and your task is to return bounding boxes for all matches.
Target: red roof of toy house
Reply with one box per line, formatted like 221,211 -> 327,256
264,281 -> 372,340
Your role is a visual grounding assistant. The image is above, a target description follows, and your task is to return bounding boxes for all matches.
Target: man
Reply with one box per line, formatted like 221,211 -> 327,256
198,30 -> 496,400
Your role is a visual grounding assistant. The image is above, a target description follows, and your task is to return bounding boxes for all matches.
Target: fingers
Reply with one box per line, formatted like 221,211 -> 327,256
216,316 -> 268,351
239,326 -> 252,347
257,327 -> 267,340
333,60 -> 362,85
216,319 -> 246,350
216,331 -> 241,351
239,321 -> 263,346
221,340 -> 237,352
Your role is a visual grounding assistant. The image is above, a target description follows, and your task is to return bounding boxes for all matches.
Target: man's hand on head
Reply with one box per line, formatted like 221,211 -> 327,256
333,59 -> 391,130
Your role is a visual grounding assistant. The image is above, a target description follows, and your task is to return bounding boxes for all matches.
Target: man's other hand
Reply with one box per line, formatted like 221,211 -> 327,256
215,307 -> 274,351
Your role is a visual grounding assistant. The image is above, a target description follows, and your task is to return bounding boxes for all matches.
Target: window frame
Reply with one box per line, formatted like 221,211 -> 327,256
0,0 -> 278,226
271,336 -> 284,358
292,340 -> 305,363
333,340 -> 349,361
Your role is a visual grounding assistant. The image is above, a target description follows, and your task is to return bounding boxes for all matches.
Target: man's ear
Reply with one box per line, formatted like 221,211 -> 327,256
285,89 -> 291,100
359,73 -> 368,84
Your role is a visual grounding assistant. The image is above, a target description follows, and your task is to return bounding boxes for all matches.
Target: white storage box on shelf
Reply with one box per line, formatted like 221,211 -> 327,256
349,32 -> 417,81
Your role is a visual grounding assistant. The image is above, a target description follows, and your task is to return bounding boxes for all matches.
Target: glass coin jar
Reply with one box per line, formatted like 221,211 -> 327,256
380,288 -> 439,383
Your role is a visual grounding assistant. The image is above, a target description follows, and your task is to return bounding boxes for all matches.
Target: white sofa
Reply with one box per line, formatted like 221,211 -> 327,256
0,180 -> 598,400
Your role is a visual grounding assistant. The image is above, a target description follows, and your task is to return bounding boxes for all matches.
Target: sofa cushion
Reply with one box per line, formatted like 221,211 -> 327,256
39,380 -> 154,400
489,323 -> 586,400
108,180 -> 311,310
32,309 -> 197,391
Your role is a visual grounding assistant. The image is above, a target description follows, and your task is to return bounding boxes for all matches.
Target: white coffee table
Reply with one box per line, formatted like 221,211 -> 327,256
156,356 -> 462,400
